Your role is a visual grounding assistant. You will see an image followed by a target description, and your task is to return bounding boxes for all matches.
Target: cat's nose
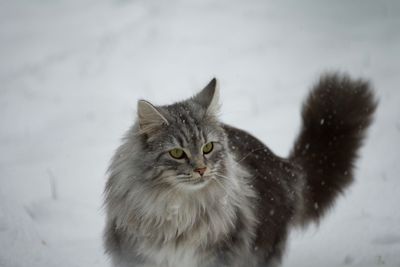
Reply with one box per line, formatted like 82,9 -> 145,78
194,167 -> 207,176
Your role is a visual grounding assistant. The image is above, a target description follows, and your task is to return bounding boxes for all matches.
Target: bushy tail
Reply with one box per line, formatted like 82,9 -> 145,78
290,73 -> 377,225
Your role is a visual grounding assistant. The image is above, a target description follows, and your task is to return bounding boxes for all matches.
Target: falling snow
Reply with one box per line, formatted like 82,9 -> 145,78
0,0 -> 400,267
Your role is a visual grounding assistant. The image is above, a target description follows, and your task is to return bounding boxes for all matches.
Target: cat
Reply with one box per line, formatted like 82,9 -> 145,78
103,73 -> 377,267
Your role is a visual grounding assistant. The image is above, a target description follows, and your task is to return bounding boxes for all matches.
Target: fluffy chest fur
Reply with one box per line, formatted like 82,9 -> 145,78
128,182 -> 243,267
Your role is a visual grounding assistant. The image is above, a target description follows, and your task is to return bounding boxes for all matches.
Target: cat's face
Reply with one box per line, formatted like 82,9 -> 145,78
137,79 -> 228,191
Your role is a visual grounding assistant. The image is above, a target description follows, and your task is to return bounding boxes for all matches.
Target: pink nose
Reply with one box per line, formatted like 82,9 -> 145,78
194,167 -> 207,176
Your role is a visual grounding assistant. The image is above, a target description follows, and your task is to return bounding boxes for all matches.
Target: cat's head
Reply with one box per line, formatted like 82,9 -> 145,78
135,79 -> 229,192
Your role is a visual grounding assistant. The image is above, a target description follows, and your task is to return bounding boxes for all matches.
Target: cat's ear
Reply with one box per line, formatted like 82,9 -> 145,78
193,78 -> 220,116
137,100 -> 169,134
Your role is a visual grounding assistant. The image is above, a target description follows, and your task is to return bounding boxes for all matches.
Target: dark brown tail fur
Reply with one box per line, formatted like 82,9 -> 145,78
290,73 -> 377,225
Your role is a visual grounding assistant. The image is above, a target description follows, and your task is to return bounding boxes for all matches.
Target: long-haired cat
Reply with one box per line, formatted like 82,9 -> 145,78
103,73 -> 377,267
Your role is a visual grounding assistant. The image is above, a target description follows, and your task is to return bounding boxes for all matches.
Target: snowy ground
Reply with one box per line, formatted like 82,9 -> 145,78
1,0 -> 399,266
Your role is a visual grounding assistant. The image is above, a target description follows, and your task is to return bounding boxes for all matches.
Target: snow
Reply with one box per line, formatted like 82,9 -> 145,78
0,0 -> 399,266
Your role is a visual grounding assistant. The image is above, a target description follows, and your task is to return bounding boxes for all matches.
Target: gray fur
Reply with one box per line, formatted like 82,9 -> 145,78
104,74 -> 376,267
104,80 -> 257,267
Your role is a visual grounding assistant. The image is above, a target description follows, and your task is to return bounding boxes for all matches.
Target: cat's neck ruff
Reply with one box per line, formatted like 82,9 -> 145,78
122,156 -> 248,267
133,155 -> 242,239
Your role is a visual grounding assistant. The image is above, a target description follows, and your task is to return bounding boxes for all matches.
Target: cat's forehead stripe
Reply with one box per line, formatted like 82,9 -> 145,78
190,122 -> 202,146
173,106 -> 202,146
174,134 -> 186,148
164,102 -> 218,149
180,123 -> 203,148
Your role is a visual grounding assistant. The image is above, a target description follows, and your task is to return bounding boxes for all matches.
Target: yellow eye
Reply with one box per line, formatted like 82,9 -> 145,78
202,142 -> 214,154
169,148 -> 185,159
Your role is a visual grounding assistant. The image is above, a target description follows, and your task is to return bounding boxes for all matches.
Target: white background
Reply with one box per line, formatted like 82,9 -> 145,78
0,0 -> 399,266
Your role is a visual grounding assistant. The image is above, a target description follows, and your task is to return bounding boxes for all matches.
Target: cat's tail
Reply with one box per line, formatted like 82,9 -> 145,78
290,73 -> 377,225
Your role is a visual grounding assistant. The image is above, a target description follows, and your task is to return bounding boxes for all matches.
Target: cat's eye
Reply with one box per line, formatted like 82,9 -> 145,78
169,148 -> 185,159
202,142 -> 214,154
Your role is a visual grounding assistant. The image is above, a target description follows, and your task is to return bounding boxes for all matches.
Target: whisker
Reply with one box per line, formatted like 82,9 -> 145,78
178,178 -> 198,182
209,173 -> 231,192
176,175 -> 192,178
233,147 -> 267,166
213,173 -> 232,181
211,177 -> 227,193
